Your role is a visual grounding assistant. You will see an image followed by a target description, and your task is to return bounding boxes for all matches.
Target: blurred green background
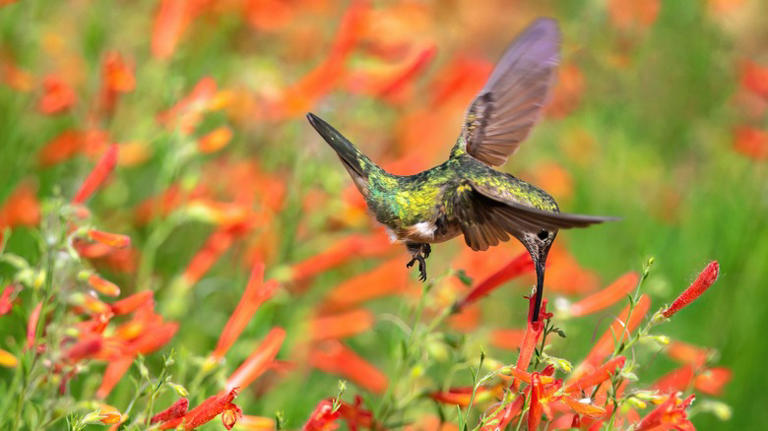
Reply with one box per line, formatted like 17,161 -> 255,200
1,0 -> 767,429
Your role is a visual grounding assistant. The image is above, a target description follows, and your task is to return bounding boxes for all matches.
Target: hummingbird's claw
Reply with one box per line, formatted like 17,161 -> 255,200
405,242 -> 430,282
406,258 -> 416,268
417,256 -> 427,282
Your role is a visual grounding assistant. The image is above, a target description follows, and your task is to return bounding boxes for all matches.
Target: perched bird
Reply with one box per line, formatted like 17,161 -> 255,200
306,18 -> 617,322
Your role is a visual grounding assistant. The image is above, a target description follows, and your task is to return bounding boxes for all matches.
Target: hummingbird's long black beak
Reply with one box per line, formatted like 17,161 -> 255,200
532,260 -> 545,323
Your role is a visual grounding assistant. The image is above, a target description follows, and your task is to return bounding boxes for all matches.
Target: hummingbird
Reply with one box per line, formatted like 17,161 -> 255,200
306,18 -> 617,322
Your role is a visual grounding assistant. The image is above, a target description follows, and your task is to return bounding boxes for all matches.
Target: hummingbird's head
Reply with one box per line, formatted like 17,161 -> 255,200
519,228 -> 557,322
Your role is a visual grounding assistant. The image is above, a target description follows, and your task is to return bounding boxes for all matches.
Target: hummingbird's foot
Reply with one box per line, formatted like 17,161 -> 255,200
405,242 -> 430,282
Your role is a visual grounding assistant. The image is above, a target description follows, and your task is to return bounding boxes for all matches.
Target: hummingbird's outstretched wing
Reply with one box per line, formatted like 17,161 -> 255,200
459,18 -> 560,167
452,181 -> 618,251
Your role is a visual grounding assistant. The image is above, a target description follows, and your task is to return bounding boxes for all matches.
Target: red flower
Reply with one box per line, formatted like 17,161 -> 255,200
515,297 -> 551,372
151,0 -> 193,60
663,261 -> 719,318
742,59 -> 768,100
311,309 -> 374,341
480,397 -> 523,431
309,340 -> 388,394
302,399 -> 340,431
569,272 -> 638,317
528,373 -> 543,431
64,336 -> 103,363
38,74 -> 76,114
0,284 -> 16,315
694,367 -> 732,395
454,251 -> 534,312
429,385 -> 501,407
151,397 -> 189,424
159,388 -> 241,430
0,182 -> 40,229
635,393 -> 695,431
225,327 -> 286,391
97,356 -> 134,399
653,364 -> 694,394
110,291 -> 154,315
87,274 -> 121,297
732,127 -> 768,161
198,126 -> 233,153
489,328 -> 526,351
211,263 -> 279,361
26,301 -> 43,350
181,222 -> 253,288
666,341 -> 712,368
72,144 -> 119,204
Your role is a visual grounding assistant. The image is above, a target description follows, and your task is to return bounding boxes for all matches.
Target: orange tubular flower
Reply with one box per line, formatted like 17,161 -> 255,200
694,367 -> 732,395
110,291 -> 154,315
72,144 -> 119,204
88,229 -> 131,249
653,364 -> 695,394
302,399 -> 340,431
151,0 -> 193,60
500,367 -> 555,386
151,398 -> 189,424
579,294 -> 650,370
309,340 -> 388,394
160,388 -> 242,430
454,252 -> 534,312
429,386 -> 499,407
225,327 -> 286,391
732,127 -> 768,161
569,272 -> 638,317
64,336 -> 103,363
288,230 -> 393,284
181,223 -> 250,288
663,261 -> 719,318
97,356 -> 134,399
311,309 -> 374,341
489,328 -> 526,351
558,396 -> 606,417
130,321 -> 178,354
38,74 -> 76,114
99,52 -> 135,114
0,285 -> 14,315
635,394 -> 695,431
238,415 -> 276,431
528,373 -> 543,431
321,258 -> 409,311
211,264 -> 279,362
516,297 -> 551,373
26,301 -> 43,349
157,76 -> 217,133
0,182 -> 40,229
87,274 -> 121,297
566,356 -> 626,394
198,126 -> 233,153
666,341 -> 712,369
742,60 -> 768,100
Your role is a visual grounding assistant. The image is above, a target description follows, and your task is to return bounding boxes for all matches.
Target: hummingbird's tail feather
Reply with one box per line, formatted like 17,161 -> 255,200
307,113 -> 371,180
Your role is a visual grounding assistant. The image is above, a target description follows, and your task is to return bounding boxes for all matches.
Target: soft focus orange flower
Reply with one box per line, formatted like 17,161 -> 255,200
545,64 -> 584,118
732,126 -> 768,160
110,291 -> 154,315
226,327 -> 286,391
480,397 -> 524,431
569,272 -> 639,317
607,0 -> 660,30
0,284 -> 15,315
309,340 -> 388,394
272,0 -> 368,118
152,0 -> 193,60
288,230 -> 394,284
157,76 -> 218,133
544,244 -> 601,294
37,129 -> 108,166
72,144 -> 119,204
26,301 -> 43,350
741,60 -> 768,100
663,261 -> 719,318
653,364 -> 694,394
87,229 -> 131,249
566,356 -> 626,394
87,274 -> 121,297
578,294 -> 650,372
97,403 -> 124,425
0,181 -> 40,229
151,397 -> 189,424
635,393 -> 695,431
666,341 -> 712,369
181,222 -> 253,288
311,309 -> 374,341
38,74 -> 76,114
321,258 -> 410,311
211,263 -> 279,361
489,328 -> 526,351
63,336 -> 103,363
198,126 -> 234,153
238,415 -> 276,431
429,385 -> 501,407
0,348 -> 18,368
99,51 -> 135,114
454,251 -> 533,312
694,367 -> 732,395
0,56 -> 34,91
97,356 -> 133,399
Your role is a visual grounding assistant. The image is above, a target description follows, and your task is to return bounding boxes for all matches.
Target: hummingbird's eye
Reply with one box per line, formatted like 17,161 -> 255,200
537,230 -> 549,240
